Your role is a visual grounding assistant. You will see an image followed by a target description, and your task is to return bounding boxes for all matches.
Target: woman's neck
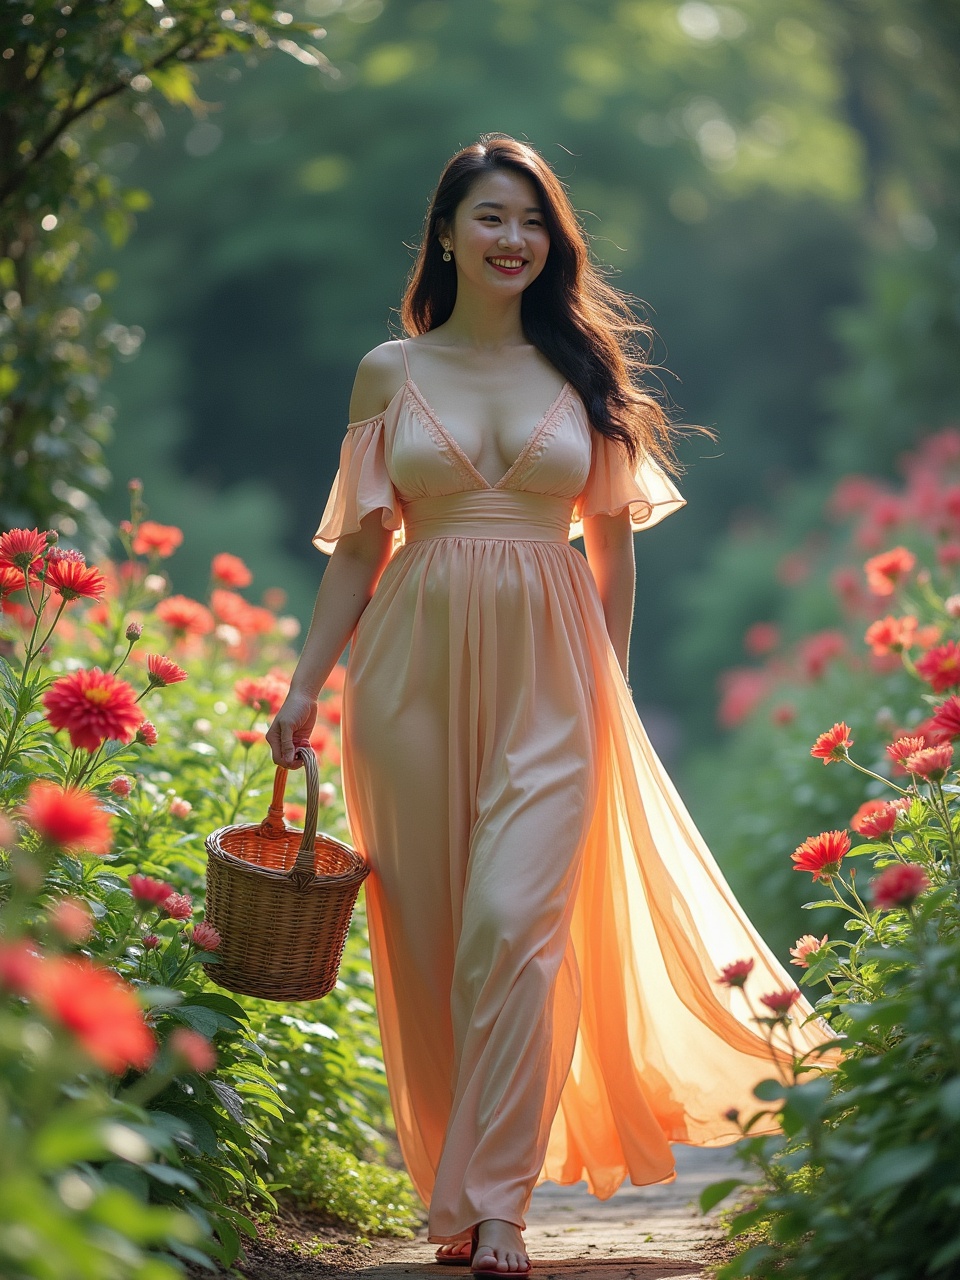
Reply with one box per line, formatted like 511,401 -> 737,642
438,287 -> 526,350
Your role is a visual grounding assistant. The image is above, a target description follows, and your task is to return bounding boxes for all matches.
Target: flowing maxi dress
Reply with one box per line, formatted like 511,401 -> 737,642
312,341 -> 836,1244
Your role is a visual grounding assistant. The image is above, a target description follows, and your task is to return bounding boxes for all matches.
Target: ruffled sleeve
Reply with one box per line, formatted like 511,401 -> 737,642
312,415 -> 404,556
569,432 -> 686,541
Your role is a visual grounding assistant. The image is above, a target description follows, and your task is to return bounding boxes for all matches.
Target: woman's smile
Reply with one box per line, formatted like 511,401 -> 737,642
486,256 -> 527,275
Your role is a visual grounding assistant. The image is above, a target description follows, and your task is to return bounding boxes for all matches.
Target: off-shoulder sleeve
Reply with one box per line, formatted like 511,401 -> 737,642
569,432 -> 686,541
312,415 -> 404,556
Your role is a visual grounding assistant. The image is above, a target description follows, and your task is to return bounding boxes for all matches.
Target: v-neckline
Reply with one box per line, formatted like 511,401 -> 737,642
404,376 -> 572,491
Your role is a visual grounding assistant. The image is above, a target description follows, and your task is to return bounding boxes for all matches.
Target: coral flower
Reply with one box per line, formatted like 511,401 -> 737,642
234,675 -> 288,716
799,630 -> 846,680
851,798 -> 908,839
169,1027 -> 217,1074
136,721 -> 158,746
864,546 -> 916,596
904,743 -> 953,781
284,802 -> 306,825
162,893 -> 193,921
870,863 -> 930,910
43,667 -> 144,753
789,934 -> 828,968
886,735 -> 927,767
19,781 -> 112,855
791,829 -> 851,881
0,527 -> 47,573
146,653 -> 188,687
0,565 -> 26,598
810,722 -> 853,764
931,695 -> 960,740
131,521 -> 184,559
234,729 -> 262,747
915,641 -> 960,693
128,874 -> 172,906
716,958 -> 754,988
188,921 -> 221,951
211,552 -> 252,588
155,594 -> 215,636
309,722 -> 341,767
864,615 -> 917,656
34,955 -> 156,1073
168,797 -> 192,819
717,668 -> 769,728
108,775 -> 134,798
42,558 -> 107,602
759,988 -> 802,1017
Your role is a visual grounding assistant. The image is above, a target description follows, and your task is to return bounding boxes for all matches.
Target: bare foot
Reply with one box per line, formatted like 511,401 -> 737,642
471,1218 -> 530,1273
435,1238 -> 473,1264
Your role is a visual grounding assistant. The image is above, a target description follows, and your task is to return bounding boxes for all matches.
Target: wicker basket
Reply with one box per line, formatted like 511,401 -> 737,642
203,744 -> 368,1001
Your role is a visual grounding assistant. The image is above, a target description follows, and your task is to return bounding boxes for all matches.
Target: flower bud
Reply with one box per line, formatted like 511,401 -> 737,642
44,529 -> 59,546
127,478 -> 143,493
142,933 -> 160,950
125,621 -> 143,642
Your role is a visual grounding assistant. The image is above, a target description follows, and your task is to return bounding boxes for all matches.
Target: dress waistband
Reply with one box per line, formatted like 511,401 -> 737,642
402,491 -> 573,543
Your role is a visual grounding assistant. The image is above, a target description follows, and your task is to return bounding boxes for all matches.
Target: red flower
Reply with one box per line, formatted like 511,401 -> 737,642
34,955 -> 156,1073
234,675 -> 288,716
48,898 -> 95,944
0,939 -> 43,995
168,797 -> 192,819
234,729 -> 262,747
155,595 -> 215,636
904,743 -> 953,781
43,667 -> 144,753
931,695 -> 960,741
799,630 -> 846,680
146,653 -> 188,687
810,721 -> 853,765
128,874 -> 172,906
0,565 -> 26,598
851,798 -> 908,839
42,558 -> 107,603
309,722 -> 341,766
0,527 -> 47,573
211,552 -> 252,588
864,546 -> 916,596
916,641 -> 960,693
886,735 -> 927,767
791,829 -> 850,881
142,933 -> 160,950
284,802 -> 306,825
108,775 -> 134,798
188,921 -> 221,951
19,782 -> 112,855
744,622 -> 780,657
716,958 -> 754,988
131,521 -> 184,559
789,934 -> 828,968
717,668 -> 769,728
938,542 -> 960,569
864,614 -> 917,656
136,721 -> 158,746
169,1027 -> 217,1074
759,988 -> 802,1017
162,893 -> 193,921
870,863 -> 930,910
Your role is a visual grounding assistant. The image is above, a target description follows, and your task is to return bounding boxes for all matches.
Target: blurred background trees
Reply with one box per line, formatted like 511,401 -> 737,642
3,0 -> 959,910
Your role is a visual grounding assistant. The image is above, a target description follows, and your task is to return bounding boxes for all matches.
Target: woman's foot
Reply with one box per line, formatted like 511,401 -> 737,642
471,1219 -> 530,1274
435,1238 -> 473,1265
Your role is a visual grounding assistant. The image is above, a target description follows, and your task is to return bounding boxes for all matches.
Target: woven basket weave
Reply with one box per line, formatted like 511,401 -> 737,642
203,744 -> 368,1001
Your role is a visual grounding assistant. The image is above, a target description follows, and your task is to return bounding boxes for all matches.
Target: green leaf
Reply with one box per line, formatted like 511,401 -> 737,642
853,1144 -> 936,1198
699,1178 -> 746,1213
753,1078 -> 787,1102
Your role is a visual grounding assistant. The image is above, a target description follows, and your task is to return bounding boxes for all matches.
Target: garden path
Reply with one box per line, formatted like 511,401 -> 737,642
345,1145 -> 740,1279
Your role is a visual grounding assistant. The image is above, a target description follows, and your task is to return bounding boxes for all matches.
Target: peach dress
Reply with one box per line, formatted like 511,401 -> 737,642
313,340 -> 833,1244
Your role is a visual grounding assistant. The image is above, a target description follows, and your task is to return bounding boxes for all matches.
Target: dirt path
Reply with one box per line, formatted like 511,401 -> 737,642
226,1145 -> 743,1279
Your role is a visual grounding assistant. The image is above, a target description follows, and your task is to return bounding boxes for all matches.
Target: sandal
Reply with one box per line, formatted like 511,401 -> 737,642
469,1224 -> 532,1275
435,1238 -> 473,1266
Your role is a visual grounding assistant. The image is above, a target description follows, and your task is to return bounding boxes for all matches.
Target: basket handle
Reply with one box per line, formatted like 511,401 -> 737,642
259,744 -> 320,891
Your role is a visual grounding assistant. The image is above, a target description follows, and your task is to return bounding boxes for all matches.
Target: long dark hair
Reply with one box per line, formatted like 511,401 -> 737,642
401,134 -> 695,470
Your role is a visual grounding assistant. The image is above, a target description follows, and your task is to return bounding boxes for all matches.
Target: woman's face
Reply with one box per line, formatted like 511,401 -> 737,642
443,168 -> 550,298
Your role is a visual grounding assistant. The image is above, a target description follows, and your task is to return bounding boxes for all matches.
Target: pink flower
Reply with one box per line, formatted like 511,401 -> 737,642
146,654 -> 188,687
168,797 -> 192,819
810,722 -> 852,765
188,921 -> 221,951
789,934 -> 828,968
108,775 -> 134,798
162,893 -> 193,921
136,721 -> 158,746
743,622 -> 780,656
211,552 -> 252,588
48,898 -> 95,944
864,546 -> 916,596
716,958 -> 754,988
129,875 -> 173,906
903,743 -> 953,781
168,1027 -> 216,1073
870,863 -> 930,910
142,934 -> 160,950
758,988 -> 802,1017
850,798 -> 908,839
791,830 -> 851,881
915,641 -> 960,693
930,695 -> 960,741
886,735 -> 927,767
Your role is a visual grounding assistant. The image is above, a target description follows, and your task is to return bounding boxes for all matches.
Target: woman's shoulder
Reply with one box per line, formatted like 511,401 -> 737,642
349,340 -> 408,424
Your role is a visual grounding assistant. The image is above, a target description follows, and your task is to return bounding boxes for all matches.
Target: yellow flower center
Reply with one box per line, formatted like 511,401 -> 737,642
84,687 -> 112,705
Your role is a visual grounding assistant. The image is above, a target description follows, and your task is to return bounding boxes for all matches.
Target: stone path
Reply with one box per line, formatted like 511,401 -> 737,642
353,1146 -> 742,1279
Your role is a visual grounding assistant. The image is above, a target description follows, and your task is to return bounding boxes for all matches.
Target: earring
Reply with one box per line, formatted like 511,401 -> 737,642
442,243 -> 452,262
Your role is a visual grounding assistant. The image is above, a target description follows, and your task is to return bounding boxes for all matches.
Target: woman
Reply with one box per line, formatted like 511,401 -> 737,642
267,135 -> 833,1275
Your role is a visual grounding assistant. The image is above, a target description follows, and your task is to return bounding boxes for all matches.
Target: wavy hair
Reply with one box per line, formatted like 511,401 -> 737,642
401,134 -> 698,470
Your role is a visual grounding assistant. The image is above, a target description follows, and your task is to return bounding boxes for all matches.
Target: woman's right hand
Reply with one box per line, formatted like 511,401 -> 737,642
266,688 -> 320,769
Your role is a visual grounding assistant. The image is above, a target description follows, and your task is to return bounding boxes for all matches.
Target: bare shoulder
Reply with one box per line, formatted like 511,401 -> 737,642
348,340 -> 408,423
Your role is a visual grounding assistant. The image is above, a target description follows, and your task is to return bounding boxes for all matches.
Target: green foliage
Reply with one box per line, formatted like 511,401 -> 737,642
0,0 -> 349,544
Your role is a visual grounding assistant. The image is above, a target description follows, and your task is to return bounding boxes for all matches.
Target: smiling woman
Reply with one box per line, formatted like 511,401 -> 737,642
267,134 -> 836,1276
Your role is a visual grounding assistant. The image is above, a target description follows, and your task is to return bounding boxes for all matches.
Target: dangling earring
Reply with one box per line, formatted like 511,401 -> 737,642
442,243 -> 452,262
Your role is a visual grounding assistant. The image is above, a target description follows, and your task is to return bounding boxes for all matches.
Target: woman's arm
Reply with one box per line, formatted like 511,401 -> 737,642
582,509 -> 636,680
266,351 -> 401,767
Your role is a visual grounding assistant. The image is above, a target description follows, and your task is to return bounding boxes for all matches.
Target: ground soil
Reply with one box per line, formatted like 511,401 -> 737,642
188,1146 -> 743,1280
